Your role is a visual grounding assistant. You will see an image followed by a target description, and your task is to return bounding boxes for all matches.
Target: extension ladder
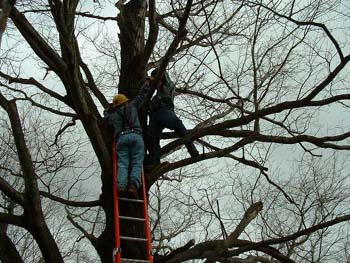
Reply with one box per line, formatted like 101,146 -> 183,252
112,140 -> 153,263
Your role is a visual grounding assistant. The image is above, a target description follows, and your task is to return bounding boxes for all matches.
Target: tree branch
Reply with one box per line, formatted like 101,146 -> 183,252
155,239 -> 195,263
233,214 -> 350,251
80,60 -> 109,108
0,212 -> 23,227
144,0 -> 158,64
148,137 -> 255,186
10,7 -> 68,75
40,191 -> 100,207
152,0 -> 193,85
67,212 -> 97,245
0,0 -> 16,49
224,202 -> 263,247
0,71 -> 67,104
253,1 -> 344,61
0,177 -> 24,206
0,93 -> 41,209
0,83 -> 76,118
75,11 -> 117,21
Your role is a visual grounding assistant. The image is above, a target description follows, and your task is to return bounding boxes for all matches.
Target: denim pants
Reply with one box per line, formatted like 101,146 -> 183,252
149,109 -> 198,164
116,133 -> 144,188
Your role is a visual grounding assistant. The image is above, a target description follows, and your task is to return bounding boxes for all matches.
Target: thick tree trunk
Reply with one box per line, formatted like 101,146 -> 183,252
96,169 -> 115,263
95,1 -> 150,262
117,0 -> 147,97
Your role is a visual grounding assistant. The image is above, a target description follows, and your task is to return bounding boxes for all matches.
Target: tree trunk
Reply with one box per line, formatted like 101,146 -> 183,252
96,1 -> 150,262
117,0 -> 147,97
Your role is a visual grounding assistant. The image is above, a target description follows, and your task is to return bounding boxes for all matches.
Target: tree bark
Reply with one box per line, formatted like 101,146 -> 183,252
117,0 -> 147,98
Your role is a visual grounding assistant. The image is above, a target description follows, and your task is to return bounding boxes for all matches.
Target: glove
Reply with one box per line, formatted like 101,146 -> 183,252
145,76 -> 154,84
104,104 -> 114,114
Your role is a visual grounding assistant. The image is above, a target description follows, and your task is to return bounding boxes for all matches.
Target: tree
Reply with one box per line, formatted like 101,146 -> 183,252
0,0 -> 350,262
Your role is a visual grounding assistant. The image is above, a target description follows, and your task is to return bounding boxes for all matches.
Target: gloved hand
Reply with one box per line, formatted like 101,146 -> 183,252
145,76 -> 154,85
104,104 -> 115,114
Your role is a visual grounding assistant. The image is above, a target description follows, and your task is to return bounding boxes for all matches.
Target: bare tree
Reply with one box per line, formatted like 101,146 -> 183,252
0,0 -> 350,262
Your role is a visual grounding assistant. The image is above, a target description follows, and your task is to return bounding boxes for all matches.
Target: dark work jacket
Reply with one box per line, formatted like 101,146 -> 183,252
149,72 -> 176,112
104,83 -> 151,138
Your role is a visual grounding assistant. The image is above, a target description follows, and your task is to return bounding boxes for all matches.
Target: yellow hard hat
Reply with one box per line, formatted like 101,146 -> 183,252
112,94 -> 129,107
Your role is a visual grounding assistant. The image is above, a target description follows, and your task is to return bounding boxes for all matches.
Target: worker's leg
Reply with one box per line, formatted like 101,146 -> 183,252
129,133 -> 145,189
148,112 -> 164,165
116,135 -> 130,188
161,110 -> 199,157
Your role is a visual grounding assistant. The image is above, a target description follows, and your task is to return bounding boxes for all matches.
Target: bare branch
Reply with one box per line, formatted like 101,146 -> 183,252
39,191 -> 100,207
0,212 -> 23,227
10,7 -> 68,75
66,212 -> 97,245
152,0 -> 193,85
75,11 -> 117,21
252,1 -> 345,61
224,202 -> 263,247
144,0 -> 158,63
0,83 -> 77,118
0,177 -> 24,206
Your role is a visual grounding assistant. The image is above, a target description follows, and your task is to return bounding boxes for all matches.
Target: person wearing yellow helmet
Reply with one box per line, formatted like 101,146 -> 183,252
104,77 -> 153,198
112,94 -> 129,108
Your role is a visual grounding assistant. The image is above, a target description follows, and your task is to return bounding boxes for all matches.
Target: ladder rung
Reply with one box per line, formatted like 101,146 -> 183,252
119,216 -> 145,222
121,258 -> 150,263
119,197 -> 144,203
120,236 -> 147,242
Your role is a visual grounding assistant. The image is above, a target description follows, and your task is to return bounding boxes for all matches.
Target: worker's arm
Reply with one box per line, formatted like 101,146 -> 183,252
132,78 -> 154,109
103,104 -> 116,128
103,104 -> 114,118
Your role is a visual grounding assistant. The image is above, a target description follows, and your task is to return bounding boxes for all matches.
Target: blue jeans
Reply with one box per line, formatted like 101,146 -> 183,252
116,133 -> 144,188
149,109 -> 198,164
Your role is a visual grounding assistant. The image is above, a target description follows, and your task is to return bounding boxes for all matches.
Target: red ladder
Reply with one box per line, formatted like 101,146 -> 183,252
112,140 -> 153,263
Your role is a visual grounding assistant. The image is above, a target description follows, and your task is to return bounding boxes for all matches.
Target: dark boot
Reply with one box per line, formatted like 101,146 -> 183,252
118,185 -> 127,196
127,183 -> 139,199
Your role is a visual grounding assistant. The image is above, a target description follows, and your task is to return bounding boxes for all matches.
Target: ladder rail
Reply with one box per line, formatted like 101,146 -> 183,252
113,140 -> 121,263
141,169 -> 153,263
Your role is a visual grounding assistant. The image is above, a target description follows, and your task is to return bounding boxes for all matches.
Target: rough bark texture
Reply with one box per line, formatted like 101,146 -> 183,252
117,0 -> 147,98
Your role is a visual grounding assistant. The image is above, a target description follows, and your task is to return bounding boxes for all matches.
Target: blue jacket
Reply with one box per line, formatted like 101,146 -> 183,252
104,83 -> 151,137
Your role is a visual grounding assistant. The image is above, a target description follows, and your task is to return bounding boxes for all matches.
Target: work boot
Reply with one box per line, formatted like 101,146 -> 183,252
127,183 -> 139,199
118,186 -> 127,196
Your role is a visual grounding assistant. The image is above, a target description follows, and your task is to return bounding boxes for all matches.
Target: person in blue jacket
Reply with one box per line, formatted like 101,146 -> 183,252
104,78 -> 152,198
147,69 -> 199,167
